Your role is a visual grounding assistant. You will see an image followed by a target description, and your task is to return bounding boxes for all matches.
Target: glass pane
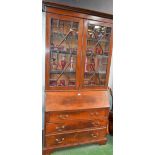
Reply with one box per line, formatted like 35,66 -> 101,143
84,23 -> 112,86
50,18 -> 79,87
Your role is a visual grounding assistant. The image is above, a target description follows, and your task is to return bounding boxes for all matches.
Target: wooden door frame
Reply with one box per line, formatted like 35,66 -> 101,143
45,12 -> 84,91
44,5 -> 113,92
81,20 -> 113,90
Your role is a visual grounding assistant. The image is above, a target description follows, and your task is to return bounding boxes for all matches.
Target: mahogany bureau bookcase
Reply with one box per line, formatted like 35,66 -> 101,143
42,1 -> 113,155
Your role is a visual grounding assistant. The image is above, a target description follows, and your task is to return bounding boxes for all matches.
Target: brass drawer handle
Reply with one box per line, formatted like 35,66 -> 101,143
55,138 -> 64,144
56,125 -> 65,131
92,121 -> 100,126
59,114 -> 69,119
91,133 -> 99,138
90,112 -> 99,116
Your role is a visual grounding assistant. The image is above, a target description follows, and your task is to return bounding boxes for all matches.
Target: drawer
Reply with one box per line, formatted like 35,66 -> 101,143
45,131 -> 75,147
45,119 -> 108,134
45,128 -> 107,147
46,109 -> 109,122
74,128 -> 107,143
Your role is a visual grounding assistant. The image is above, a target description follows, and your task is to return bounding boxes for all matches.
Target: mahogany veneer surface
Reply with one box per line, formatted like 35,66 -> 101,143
44,91 -> 110,154
45,127 -> 107,147
46,109 -> 109,122
45,91 -> 109,112
46,119 -> 108,134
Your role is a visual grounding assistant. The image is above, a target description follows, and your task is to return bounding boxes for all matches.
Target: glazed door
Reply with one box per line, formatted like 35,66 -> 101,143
81,20 -> 113,89
45,13 -> 83,90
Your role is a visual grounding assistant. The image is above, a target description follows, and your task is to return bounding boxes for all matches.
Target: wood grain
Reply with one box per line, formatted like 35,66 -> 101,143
46,109 -> 109,122
45,119 -> 108,134
45,127 -> 107,147
45,91 -> 109,111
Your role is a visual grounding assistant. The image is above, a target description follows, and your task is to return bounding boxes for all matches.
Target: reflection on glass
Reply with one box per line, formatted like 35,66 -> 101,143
50,19 -> 79,87
84,23 -> 111,86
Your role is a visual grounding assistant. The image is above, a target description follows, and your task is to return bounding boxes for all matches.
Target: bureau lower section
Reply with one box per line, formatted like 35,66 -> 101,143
43,108 -> 109,155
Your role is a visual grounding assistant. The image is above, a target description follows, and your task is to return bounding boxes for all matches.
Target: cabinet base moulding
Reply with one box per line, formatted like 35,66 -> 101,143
43,138 -> 107,155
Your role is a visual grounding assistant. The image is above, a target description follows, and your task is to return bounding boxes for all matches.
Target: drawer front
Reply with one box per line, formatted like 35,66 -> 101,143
46,109 -> 109,122
45,131 -> 75,147
45,128 -> 107,147
74,128 -> 107,143
45,119 -> 108,134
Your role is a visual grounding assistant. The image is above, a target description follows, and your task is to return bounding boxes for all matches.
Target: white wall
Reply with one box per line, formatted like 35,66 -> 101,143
42,12 -> 46,129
